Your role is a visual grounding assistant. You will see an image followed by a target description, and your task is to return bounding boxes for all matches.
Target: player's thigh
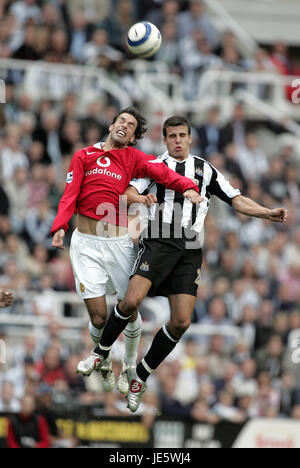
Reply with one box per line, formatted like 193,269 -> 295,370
166,247 -> 203,297
70,231 -> 108,300
131,238 -> 182,291
168,294 -> 197,327
124,274 -> 153,307
105,235 -> 137,300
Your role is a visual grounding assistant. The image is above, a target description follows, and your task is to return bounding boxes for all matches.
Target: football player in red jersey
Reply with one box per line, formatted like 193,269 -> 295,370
51,107 -> 202,392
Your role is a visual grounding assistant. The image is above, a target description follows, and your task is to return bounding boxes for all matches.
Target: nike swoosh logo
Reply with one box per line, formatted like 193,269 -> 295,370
87,151 -> 97,155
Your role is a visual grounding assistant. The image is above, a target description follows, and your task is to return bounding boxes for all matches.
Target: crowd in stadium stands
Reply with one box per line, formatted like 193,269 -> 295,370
0,0 -> 300,447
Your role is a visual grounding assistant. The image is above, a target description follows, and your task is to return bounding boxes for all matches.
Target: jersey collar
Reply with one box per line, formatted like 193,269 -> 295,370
162,151 -> 194,164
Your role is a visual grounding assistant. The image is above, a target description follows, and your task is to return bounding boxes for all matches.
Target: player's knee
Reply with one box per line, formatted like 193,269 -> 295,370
169,318 -> 191,339
121,295 -> 141,315
90,311 -> 106,330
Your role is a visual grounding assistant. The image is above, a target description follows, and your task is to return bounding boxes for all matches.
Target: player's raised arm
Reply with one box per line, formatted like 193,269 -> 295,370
51,150 -> 85,248
232,195 -> 288,224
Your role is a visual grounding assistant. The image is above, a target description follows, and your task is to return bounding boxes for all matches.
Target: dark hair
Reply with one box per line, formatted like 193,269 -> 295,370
112,107 -> 147,146
163,115 -> 191,137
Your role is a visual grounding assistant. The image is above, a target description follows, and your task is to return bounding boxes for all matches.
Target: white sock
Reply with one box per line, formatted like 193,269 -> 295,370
123,312 -> 142,365
89,321 -> 103,345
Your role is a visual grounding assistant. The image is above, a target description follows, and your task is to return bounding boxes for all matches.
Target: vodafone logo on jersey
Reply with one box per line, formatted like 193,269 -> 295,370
85,163 -> 122,180
97,156 -> 111,168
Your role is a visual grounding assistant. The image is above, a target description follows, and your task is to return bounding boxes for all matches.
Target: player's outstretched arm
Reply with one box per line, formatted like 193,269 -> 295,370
232,195 -> 288,223
0,291 -> 14,308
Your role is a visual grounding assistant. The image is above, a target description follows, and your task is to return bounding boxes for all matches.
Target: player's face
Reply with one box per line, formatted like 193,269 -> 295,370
164,125 -> 192,160
109,113 -> 137,147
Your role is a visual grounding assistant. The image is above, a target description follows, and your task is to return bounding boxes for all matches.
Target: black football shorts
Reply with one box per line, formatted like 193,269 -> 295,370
131,238 -> 203,297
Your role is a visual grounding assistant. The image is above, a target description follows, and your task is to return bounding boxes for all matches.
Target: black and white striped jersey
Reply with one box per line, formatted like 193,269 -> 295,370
130,152 -> 241,247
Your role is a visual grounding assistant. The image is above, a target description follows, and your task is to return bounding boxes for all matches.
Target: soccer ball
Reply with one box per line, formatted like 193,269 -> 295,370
127,22 -> 162,59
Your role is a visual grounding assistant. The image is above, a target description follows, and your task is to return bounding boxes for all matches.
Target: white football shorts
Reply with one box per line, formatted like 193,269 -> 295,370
70,228 -> 136,300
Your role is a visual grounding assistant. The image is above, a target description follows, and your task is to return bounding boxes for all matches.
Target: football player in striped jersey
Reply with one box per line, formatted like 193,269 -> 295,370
93,115 -> 288,412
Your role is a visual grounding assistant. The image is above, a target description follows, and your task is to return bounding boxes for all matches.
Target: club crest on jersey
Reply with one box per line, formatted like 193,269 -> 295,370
195,168 -> 204,178
80,283 -> 85,293
97,156 -> 111,168
140,261 -> 150,272
66,171 -> 73,184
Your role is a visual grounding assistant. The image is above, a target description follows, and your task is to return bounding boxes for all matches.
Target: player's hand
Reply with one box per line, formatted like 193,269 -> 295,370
139,193 -> 158,207
52,229 -> 66,250
183,190 -> 203,204
268,208 -> 288,223
0,291 -> 13,308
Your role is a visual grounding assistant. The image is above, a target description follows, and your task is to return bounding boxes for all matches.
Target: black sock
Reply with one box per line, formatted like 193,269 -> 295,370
136,325 -> 179,382
94,305 -> 131,359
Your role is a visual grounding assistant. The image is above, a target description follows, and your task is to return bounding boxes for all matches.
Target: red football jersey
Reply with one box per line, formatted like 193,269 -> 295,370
51,143 -> 199,234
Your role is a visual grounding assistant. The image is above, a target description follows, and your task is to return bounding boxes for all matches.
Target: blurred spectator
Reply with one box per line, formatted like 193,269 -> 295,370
262,157 -> 286,203
212,391 -> 246,423
205,334 -> 231,379
13,24 -> 40,60
0,124 -> 29,180
233,358 -> 258,398
278,372 -> 300,417
33,110 -> 62,167
82,28 -> 122,65
219,102 -> 252,151
196,106 -> 221,156
270,41 -> 300,101
35,383 -> 59,444
190,398 -> 219,423
24,199 -> 55,250
35,346 -> 66,387
146,0 -> 179,29
67,0 -> 110,24
156,21 -> 179,71
178,0 -> 219,49
4,167 -> 29,233
9,0 -> 42,27
69,12 -> 88,63
6,394 -> 50,448
179,29 -> 222,100
0,381 -> 20,412
159,372 -> 191,418
103,0 -> 137,50
27,165 -> 49,210
250,372 -> 280,418
256,335 -> 284,378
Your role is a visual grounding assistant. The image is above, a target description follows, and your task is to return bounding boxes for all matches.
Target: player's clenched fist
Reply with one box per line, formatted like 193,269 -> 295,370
52,229 -> 66,250
183,190 -> 203,204
268,208 -> 288,224
0,291 -> 13,308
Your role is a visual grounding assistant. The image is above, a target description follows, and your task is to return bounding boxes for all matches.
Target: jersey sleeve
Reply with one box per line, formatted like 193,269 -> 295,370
50,150 -> 85,235
207,164 -> 241,205
131,149 -> 199,194
129,178 -> 151,194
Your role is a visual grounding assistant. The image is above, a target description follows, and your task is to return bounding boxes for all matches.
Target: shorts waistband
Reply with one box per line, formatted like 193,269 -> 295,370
74,228 -> 130,242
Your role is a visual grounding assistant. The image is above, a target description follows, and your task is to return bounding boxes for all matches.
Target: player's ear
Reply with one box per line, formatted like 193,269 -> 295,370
189,134 -> 192,145
129,134 -> 135,144
163,137 -> 167,146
